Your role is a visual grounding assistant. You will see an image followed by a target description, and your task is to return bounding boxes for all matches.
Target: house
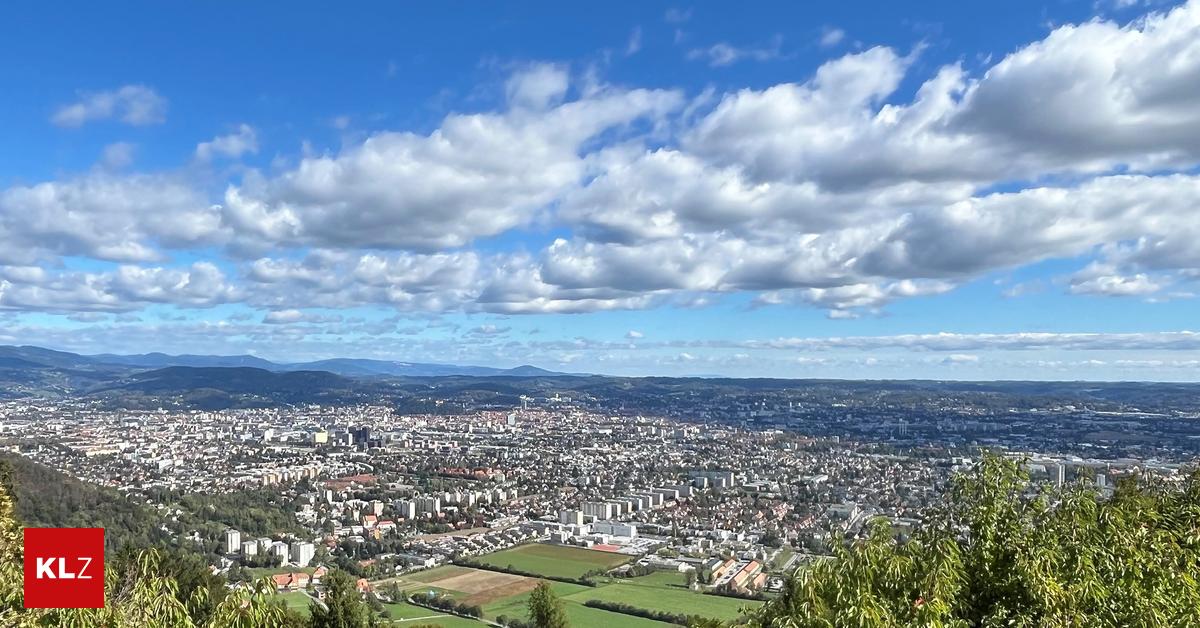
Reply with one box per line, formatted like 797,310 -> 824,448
271,572 -> 311,591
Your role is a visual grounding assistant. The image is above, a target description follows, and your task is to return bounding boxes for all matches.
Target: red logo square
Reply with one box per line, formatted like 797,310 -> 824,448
23,528 -> 105,608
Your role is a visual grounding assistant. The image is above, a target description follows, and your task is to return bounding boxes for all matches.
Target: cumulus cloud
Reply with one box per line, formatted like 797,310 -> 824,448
220,68 -> 683,252
0,174 -> 223,264
687,3 -> 1200,189
51,85 -> 167,127
7,1 -> 1200,326
0,262 -> 237,313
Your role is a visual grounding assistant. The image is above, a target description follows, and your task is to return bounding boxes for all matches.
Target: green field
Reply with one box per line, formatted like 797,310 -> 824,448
475,568 -> 759,625
481,583 -> 669,628
381,602 -> 486,626
622,570 -> 690,588
276,591 -> 314,617
474,543 -> 631,579
564,573 -> 760,621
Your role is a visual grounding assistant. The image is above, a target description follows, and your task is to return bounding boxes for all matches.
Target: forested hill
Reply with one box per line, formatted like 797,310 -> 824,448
0,453 -> 167,552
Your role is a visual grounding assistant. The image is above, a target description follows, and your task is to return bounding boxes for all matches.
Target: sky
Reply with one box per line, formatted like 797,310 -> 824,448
1,1 -> 1200,380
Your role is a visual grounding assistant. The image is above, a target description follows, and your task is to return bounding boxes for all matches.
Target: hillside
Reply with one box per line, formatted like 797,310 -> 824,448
88,366 -> 372,409
0,453 -> 167,552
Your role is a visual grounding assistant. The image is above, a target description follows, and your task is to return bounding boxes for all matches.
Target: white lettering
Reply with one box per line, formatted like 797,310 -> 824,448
35,557 -> 56,579
76,557 -> 93,580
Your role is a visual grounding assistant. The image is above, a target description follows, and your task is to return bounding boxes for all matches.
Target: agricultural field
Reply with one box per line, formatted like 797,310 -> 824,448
472,543 -> 631,579
383,560 -> 760,626
404,565 -> 475,583
384,564 -> 666,627
376,554 -> 758,628
481,580 -> 591,619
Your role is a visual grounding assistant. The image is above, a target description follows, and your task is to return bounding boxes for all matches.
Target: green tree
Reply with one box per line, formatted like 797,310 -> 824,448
739,454 -> 1200,627
309,569 -> 377,628
527,580 -> 569,628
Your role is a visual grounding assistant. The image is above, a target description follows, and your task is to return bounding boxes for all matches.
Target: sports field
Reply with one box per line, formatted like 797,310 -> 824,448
472,543 -> 631,579
276,591 -> 314,617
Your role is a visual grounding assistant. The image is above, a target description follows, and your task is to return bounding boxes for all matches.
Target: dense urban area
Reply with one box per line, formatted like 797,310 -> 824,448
3,350 -> 1198,626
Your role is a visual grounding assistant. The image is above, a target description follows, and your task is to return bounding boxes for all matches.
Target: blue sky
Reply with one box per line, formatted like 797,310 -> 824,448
2,0 -> 1200,380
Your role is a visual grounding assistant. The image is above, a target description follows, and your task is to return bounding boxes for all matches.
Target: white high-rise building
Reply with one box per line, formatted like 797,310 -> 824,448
224,529 -> 241,554
290,541 -> 315,567
241,540 -> 259,555
559,509 -> 584,526
582,502 -> 614,520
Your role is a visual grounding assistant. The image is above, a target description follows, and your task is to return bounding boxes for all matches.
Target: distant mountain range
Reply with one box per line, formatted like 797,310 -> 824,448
4,343 -> 1198,413
0,344 -> 580,408
0,345 -> 572,378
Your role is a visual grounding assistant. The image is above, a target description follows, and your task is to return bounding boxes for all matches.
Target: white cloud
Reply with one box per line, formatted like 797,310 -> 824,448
664,8 -> 692,23
1068,263 -> 1164,296
687,3 -> 1200,189
195,124 -> 258,161
505,63 -> 570,110
262,309 -> 341,324
8,1 -> 1200,325
100,142 -> 136,169
819,27 -> 845,47
687,36 -> 784,67
626,26 -> 643,56
0,174 -> 223,264
51,85 -> 167,127
738,331 -> 1200,352
0,262 -> 237,313
220,68 -> 683,252
626,330 -> 644,339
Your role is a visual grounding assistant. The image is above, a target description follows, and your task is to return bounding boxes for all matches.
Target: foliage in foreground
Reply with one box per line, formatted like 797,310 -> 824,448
739,455 -> 1200,628
0,460 -> 376,627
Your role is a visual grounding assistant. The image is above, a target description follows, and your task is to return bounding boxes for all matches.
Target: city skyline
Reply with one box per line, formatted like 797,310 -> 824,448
3,1 -> 1200,379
